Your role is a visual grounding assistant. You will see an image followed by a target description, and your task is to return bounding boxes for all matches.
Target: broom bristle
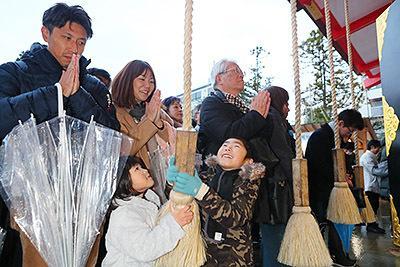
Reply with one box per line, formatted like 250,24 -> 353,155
155,193 -> 206,267
278,206 -> 332,267
327,182 -> 362,224
360,195 -> 376,223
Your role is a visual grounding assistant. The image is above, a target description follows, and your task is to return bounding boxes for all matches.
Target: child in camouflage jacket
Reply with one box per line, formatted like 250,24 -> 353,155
167,137 -> 265,266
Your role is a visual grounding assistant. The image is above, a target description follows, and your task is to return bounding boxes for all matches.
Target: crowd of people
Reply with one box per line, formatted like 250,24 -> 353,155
0,3 -> 390,267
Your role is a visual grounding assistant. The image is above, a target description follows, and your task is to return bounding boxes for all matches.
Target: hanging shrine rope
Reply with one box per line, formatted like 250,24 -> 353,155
324,0 -> 361,225
156,1 -> 206,266
343,0 -> 376,224
344,0 -> 359,163
292,0 -> 303,160
277,1 -> 332,266
182,0 -> 193,130
323,0 -> 340,149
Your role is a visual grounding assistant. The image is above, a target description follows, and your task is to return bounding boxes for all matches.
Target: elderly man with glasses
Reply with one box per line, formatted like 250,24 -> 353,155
198,59 -> 270,158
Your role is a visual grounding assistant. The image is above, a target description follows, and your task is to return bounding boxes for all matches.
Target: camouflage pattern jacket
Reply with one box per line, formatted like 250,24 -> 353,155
198,157 -> 265,267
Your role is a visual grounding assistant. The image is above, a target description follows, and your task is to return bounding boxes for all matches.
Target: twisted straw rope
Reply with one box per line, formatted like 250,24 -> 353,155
344,0 -> 359,163
323,0 -> 340,149
290,0 -> 303,160
183,0 -> 193,130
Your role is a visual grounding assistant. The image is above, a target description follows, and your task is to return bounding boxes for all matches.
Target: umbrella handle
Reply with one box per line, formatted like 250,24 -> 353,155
55,83 -> 64,117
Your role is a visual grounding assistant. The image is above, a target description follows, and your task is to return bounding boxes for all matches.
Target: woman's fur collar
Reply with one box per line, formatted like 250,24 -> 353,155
205,155 -> 265,181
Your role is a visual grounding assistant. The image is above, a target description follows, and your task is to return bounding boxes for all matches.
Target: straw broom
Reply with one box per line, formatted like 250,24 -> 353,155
278,1 -> 332,265
155,1 -> 206,266
155,130 -> 206,267
361,195 -> 377,223
278,160 -> 332,267
324,0 -> 361,225
326,149 -> 362,224
353,166 -> 376,223
156,190 -> 206,267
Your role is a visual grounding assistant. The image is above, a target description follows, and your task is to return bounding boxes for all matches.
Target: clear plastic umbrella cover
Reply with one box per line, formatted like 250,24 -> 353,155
149,145 -> 172,204
0,115 -> 132,267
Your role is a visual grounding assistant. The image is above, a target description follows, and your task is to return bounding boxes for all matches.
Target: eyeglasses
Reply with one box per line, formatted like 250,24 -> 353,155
221,67 -> 244,77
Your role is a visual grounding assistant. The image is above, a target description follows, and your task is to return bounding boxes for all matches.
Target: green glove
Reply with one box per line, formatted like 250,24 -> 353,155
166,156 -> 179,183
173,171 -> 203,197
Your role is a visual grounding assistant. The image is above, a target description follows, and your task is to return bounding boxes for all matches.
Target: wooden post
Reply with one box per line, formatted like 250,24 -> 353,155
332,148 -> 347,183
353,165 -> 365,188
292,158 -> 309,207
175,129 -> 198,175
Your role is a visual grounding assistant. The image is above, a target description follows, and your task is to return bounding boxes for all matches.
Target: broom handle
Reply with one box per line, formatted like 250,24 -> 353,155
332,148 -> 347,183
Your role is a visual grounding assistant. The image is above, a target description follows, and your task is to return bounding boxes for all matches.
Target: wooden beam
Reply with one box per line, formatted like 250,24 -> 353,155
357,59 -> 380,73
363,77 -> 381,88
299,0 -> 312,5
332,4 -> 392,41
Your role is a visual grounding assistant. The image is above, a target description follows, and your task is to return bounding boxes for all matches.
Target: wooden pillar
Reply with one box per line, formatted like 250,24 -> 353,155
332,148 -> 347,183
175,129 -> 197,175
292,158 -> 309,207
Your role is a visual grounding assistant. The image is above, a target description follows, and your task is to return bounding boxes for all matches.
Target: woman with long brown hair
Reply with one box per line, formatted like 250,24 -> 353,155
111,60 -> 175,199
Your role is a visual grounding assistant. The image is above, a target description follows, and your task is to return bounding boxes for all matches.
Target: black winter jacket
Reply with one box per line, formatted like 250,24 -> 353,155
0,43 -> 119,142
305,123 -> 335,222
254,107 -> 295,224
198,89 -> 268,157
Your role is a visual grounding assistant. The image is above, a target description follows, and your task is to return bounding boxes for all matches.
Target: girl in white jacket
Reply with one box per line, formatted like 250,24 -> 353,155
102,156 -> 193,267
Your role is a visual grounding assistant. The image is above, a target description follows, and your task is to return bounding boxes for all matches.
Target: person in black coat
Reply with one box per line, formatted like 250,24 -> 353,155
254,86 -> 295,267
0,4 -> 119,143
305,109 -> 364,266
197,59 -> 270,158
0,3 -> 119,266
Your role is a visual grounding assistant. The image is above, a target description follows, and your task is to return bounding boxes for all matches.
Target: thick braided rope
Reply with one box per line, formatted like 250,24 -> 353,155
323,0 -> 340,149
291,0 -> 303,159
182,0 -> 193,130
344,0 -> 359,163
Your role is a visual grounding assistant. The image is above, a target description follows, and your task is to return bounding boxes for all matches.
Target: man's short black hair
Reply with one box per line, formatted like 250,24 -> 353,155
338,109 -> 364,130
87,68 -> 111,81
367,140 -> 381,150
43,3 -> 93,38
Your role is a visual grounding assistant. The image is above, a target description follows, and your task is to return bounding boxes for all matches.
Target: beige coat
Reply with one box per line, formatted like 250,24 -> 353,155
115,107 -> 174,168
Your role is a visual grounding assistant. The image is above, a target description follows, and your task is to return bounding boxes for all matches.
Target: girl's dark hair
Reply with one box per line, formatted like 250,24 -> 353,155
111,60 -> 156,108
265,86 -> 289,117
112,156 -> 147,209
43,3 -> 93,38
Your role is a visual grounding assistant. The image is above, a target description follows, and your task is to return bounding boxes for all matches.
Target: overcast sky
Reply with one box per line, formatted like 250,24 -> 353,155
0,0 -> 317,122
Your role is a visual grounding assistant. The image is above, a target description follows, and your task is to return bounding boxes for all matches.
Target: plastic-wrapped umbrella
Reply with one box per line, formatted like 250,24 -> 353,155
0,88 -> 132,266
149,145 -> 173,204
